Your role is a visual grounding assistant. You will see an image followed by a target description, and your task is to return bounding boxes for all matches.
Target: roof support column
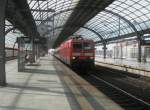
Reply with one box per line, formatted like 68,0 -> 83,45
13,41 -> 17,57
36,44 -> 40,59
31,38 -> 35,63
34,44 -> 39,61
138,40 -> 142,62
0,0 -> 7,86
103,43 -> 107,59
105,9 -> 142,62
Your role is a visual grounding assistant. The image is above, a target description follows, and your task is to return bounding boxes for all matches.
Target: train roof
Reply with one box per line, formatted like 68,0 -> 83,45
71,39 -> 94,42
56,36 -> 94,49
68,36 -> 94,42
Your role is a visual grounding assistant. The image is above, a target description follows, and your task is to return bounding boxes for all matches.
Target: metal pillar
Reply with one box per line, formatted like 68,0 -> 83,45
103,43 -> 107,59
18,38 -> 25,72
18,38 -> 21,71
52,15 -> 55,38
31,38 -> 35,62
120,43 -> 123,59
12,42 -> 17,57
34,44 -> 38,61
138,40 -> 142,62
36,44 -> 40,59
0,0 -> 7,86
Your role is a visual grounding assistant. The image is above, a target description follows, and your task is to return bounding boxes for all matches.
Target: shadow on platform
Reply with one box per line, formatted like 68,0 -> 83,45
23,68 -> 60,75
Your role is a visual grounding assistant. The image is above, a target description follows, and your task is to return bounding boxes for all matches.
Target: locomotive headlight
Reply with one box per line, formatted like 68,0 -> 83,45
72,57 -> 76,59
90,57 -> 94,59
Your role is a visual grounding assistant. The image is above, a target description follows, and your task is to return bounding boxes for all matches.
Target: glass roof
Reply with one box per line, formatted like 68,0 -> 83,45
27,0 -> 80,38
75,28 -> 101,42
5,32 -> 19,48
5,0 -> 150,47
5,21 -> 21,48
76,0 -> 150,44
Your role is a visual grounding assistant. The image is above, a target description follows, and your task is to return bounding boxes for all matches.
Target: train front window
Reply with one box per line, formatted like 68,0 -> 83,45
73,44 -> 82,49
73,42 -> 93,50
83,43 -> 93,50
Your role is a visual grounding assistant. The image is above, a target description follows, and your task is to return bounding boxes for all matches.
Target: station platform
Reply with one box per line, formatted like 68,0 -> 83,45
95,56 -> 150,77
0,55 -> 124,110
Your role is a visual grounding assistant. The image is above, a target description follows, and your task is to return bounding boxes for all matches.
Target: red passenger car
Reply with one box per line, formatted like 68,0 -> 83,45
55,36 -> 95,70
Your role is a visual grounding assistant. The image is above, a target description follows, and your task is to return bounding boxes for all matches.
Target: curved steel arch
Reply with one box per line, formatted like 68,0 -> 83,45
104,9 -> 142,62
40,7 -> 142,57
39,6 -> 142,61
41,8 -> 74,24
104,9 -> 140,40
46,25 -> 105,44
41,8 -> 140,40
5,27 -> 18,57
5,27 -> 16,35
82,26 -> 105,44
31,1 -> 78,23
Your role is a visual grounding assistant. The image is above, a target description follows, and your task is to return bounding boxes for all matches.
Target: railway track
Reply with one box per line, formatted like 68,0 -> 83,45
94,66 -> 150,101
77,65 -> 150,110
84,73 -> 150,110
55,57 -> 150,109
64,64 -> 150,109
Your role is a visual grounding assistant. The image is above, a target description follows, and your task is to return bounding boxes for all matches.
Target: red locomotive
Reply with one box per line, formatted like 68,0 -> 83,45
55,36 -> 95,71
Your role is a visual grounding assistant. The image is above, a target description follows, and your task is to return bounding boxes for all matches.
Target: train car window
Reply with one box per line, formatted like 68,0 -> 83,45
73,43 -> 82,49
83,43 -> 93,50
